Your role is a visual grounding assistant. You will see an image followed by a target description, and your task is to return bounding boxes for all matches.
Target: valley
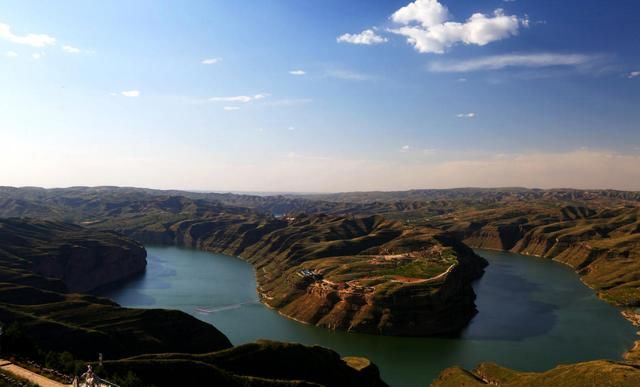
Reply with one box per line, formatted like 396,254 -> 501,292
1,186 -> 640,385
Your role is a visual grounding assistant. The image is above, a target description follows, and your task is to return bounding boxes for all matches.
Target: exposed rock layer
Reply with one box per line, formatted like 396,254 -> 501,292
0,218 -> 232,359
0,218 -> 147,292
441,205 -> 640,306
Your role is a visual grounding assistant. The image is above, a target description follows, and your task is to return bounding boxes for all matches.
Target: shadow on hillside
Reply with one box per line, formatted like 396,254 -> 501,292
461,261 -> 557,341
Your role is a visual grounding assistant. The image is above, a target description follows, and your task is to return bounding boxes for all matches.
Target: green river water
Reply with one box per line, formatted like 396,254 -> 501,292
98,247 -> 637,386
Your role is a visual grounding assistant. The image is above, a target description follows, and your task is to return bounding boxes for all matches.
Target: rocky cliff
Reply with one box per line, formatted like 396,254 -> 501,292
441,205 -> 640,306
0,218 -> 147,292
0,218 -> 232,359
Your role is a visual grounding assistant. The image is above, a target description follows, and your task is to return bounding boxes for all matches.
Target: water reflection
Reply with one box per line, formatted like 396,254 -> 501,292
462,260 -> 557,341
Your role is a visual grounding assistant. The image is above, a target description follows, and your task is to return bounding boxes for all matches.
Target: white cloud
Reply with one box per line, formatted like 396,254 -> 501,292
223,106 -> 239,111
628,71 -> 640,79
289,70 -> 306,75
457,112 -> 476,118
6,51 -> 18,57
337,29 -> 388,45
429,53 -> 597,72
202,58 -> 222,65
211,96 -> 252,103
391,0 -> 449,28
401,145 -> 411,152
288,126 -> 296,131
31,52 -> 44,60
0,22 -> 56,47
121,90 -> 140,97
209,94 -> 268,103
62,45 -> 80,53
388,0 -> 525,54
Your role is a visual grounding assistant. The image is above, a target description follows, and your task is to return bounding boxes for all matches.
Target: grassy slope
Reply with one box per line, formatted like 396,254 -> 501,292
432,361 -> 640,387
111,340 -> 386,387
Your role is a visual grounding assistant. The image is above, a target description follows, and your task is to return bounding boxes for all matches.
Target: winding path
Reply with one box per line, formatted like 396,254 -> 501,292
0,359 -> 70,387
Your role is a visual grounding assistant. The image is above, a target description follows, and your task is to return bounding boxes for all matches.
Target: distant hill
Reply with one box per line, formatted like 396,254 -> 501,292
3,185 -> 639,223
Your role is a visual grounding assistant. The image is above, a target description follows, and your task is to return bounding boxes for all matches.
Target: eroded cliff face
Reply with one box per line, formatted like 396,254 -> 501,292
0,218 -> 233,359
31,241 -> 146,292
0,218 -> 147,292
454,223 -> 528,251
445,206 -> 640,306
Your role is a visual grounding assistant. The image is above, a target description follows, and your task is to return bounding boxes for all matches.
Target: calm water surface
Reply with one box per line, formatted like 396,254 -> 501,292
98,247 -> 637,386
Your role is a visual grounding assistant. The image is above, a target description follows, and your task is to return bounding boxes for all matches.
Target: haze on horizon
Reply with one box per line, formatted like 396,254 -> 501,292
1,0 -> 639,193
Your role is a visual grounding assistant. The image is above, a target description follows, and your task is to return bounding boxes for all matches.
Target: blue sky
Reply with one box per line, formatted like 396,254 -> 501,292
1,0 -> 639,192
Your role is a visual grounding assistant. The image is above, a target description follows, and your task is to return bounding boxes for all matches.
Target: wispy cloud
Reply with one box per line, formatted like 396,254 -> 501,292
121,90 -> 141,97
326,69 -> 372,81
337,28 -> 388,45
31,52 -> 44,60
263,98 -> 312,107
456,112 -> 476,118
401,145 -> 410,152
388,1 -> 526,54
289,69 -> 306,75
202,58 -> 222,65
223,106 -> 239,111
6,51 -> 18,57
628,71 -> 640,79
209,94 -> 268,103
0,22 -> 56,47
429,53 -> 598,72
62,45 -> 80,53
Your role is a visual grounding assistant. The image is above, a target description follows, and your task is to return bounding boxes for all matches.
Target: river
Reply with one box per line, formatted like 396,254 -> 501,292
97,246 -> 637,386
